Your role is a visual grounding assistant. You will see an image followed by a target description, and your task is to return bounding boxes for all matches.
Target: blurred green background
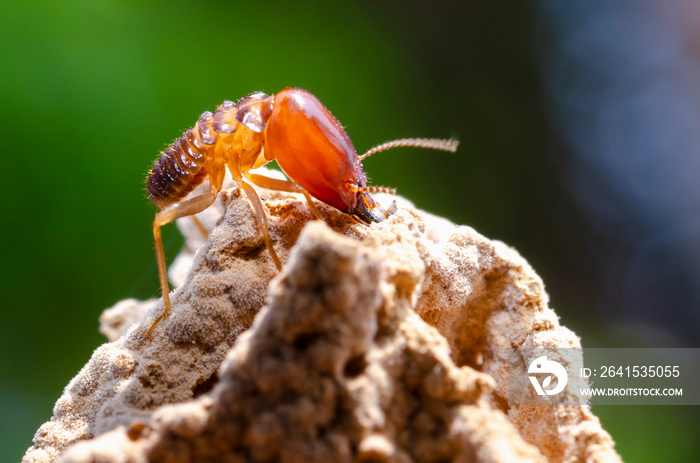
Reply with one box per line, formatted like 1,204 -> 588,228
1,1 -> 698,461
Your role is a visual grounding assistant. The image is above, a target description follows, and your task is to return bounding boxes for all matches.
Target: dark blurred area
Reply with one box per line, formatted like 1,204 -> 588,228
0,1 -> 697,461
541,0 -> 700,347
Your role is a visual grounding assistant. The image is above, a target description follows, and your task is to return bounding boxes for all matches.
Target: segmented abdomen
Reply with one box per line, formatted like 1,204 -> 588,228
146,124 -> 210,207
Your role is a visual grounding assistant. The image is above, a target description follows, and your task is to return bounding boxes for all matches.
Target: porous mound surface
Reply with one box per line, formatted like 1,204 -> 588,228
23,181 -> 621,463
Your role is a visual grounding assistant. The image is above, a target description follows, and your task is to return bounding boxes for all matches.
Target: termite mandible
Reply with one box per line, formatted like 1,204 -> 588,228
146,87 -> 458,338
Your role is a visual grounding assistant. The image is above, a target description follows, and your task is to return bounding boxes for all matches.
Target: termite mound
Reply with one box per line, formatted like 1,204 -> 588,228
23,180 -> 621,463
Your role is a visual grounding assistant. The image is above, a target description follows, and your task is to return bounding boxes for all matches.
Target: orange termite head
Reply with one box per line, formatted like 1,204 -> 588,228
265,88 -> 389,223
264,87 -> 459,224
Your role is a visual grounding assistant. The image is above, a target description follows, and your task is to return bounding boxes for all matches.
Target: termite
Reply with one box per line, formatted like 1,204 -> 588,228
146,87 -> 458,338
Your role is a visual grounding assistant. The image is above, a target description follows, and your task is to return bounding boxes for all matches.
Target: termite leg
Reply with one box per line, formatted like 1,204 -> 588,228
190,215 -> 209,239
149,192 -> 218,339
236,180 -> 283,271
246,173 -> 322,220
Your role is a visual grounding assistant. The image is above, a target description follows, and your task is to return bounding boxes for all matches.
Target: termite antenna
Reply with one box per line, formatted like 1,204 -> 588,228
346,183 -> 397,195
359,138 -> 459,161
361,186 -> 397,195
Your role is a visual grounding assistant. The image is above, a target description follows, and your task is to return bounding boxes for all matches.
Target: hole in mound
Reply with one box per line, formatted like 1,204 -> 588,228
343,354 -> 368,378
193,371 -> 219,397
293,332 -> 321,351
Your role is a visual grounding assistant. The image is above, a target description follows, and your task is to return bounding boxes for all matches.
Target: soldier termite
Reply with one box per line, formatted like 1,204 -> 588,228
146,87 -> 458,338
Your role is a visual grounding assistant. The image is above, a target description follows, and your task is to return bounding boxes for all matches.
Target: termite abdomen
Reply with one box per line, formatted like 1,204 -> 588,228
147,128 -> 210,208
